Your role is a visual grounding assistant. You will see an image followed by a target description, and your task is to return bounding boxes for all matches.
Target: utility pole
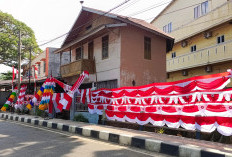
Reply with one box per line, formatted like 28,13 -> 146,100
29,47 -> 32,94
18,30 -> 21,92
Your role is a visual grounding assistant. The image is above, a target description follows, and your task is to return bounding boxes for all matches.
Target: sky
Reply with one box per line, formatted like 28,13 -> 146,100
0,0 -> 171,50
0,0 -> 170,72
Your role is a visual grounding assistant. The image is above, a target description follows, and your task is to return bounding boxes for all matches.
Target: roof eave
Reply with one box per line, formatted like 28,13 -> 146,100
117,17 -> 174,40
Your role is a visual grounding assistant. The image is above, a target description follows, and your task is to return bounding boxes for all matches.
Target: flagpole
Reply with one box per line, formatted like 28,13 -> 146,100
29,47 -> 32,94
17,30 -> 21,93
12,66 -> 15,91
33,66 -> 37,116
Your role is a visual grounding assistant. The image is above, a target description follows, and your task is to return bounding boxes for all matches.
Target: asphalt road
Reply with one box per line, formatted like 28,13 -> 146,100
0,119 -> 172,157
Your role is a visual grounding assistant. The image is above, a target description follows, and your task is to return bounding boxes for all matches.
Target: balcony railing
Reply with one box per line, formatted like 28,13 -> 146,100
167,40 -> 232,72
60,59 -> 95,78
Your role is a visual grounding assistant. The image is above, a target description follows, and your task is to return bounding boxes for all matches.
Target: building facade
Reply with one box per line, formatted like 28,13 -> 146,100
23,47 -> 70,79
55,7 -> 174,89
151,0 -> 232,86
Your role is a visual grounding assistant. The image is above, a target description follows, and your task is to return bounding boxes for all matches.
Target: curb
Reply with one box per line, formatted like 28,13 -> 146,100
1,113 -> 231,157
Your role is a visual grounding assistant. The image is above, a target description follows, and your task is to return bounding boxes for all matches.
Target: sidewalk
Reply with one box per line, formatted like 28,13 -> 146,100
0,112 -> 232,157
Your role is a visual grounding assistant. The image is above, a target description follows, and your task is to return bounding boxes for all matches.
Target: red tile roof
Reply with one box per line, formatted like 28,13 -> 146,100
82,6 -> 173,39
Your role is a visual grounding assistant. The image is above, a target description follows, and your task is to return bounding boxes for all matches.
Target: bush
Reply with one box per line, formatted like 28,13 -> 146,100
15,108 -> 21,114
73,114 -> 89,123
35,108 -> 45,117
155,128 -> 165,134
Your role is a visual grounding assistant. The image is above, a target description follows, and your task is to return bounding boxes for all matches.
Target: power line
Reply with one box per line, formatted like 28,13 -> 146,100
38,0 -> 132,48
126,0 -> 171,17
49,0 -> 170,47
112,0 -> 142,14
144,2 -> 204,21
38,1 -> 230,49
40,0 -> 138,48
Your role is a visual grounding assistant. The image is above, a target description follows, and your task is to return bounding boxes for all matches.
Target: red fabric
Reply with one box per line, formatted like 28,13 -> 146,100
71,71 -> 89,92
80,89 -> 87,104
57,103 -> 63,111
64,93 -> 72,110
48,96 -> 53,114
89,70 -> 232,136
12,66 -> 15,85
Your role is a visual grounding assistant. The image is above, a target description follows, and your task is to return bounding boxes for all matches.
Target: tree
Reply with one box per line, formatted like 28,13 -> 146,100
0,71 -> 12,80
0,11 -> 41,67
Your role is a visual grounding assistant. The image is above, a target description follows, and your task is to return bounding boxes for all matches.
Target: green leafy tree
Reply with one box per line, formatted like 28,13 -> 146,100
0,11 -> 41,67
0,71 -> 12,80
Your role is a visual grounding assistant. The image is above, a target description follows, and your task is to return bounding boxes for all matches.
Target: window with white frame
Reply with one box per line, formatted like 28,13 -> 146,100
194,5 -> 200,19
163,25 -> 167,33
194,1 -> 208,19
168,22 -> 172,33
171,52 -> 176,58
217,35 -> 225,44
163,22 -> 172,33
201,1 -> 208,15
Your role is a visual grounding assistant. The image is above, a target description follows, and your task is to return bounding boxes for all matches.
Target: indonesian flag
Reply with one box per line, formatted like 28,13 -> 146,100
34,66 -> 38,79
59,71 -> 89,110
80,88 -> 91,104
52,93 -> 63,113
12,66 -> 15,84
80,89 -> 87,104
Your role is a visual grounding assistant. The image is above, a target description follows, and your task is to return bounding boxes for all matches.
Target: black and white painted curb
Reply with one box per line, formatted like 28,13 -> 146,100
1,113 -> 231,157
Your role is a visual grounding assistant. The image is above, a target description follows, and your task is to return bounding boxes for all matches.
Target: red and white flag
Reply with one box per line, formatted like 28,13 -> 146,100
12,66 -> 15,84
59,71 -> 89,110
34,66 -> 38,79
14,84 -> 27,110
80,88 -> 91,104
52,93 -> 64,113
80,89 -> 87,104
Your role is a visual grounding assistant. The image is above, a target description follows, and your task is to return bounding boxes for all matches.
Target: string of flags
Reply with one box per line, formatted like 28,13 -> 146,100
26,71 -> 89,111
1,71 -> 89,113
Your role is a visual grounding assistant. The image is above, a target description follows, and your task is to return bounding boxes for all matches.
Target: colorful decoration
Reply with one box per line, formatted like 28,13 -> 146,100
53,78 -> 71,92
1,87 -> 18,111
14,84 -> 27,110
26,71 -> 88,112
58,71 -> 89,111
88,70 -> 232,136
52,93 -> 64,113
38,78 -> 55,111
26,85 -> 44,110
80,89 -> 91,104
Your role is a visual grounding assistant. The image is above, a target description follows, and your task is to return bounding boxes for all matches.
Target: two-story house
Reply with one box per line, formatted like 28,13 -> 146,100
55,7 -> 174,89
151,0 -> 232,86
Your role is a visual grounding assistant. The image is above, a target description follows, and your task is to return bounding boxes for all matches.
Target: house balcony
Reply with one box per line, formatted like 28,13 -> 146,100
60,59 -> 95,78
167,40 -> 232,72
